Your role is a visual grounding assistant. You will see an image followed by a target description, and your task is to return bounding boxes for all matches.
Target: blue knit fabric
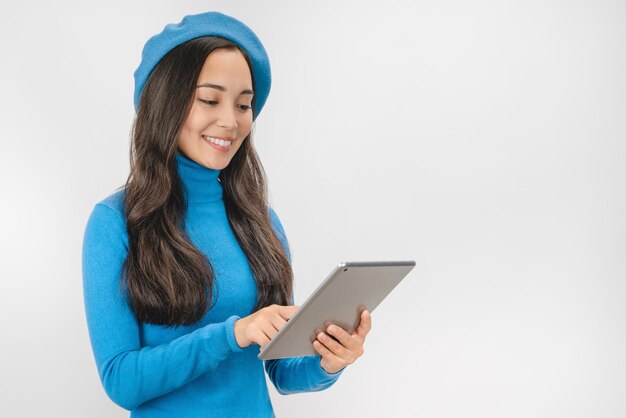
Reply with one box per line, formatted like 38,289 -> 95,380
82,151 -> 343,417
133,11 -> 271,121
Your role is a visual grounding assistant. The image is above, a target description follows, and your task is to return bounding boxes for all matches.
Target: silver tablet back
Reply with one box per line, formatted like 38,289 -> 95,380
258,260 -> 415,360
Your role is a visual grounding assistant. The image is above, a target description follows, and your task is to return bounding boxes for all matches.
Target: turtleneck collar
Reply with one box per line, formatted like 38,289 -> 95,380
175,151 -> 223,204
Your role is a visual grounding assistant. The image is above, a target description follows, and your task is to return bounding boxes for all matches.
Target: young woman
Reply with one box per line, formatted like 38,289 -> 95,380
82,11 -> 371,417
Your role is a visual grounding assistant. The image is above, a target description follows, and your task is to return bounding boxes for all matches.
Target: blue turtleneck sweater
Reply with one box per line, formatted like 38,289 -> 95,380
82,152 -> 342,417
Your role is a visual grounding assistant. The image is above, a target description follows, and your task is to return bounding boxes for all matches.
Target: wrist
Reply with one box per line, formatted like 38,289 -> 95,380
224,315 -> 245,352
319,359 -> 345,375
233,318 -> 248,348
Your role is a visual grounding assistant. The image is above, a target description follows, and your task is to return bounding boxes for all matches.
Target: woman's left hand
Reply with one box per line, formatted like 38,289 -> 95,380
313,309 -> 372,374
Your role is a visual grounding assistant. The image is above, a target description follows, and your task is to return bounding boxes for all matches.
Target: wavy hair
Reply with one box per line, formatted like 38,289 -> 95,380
120,36 -> 292,326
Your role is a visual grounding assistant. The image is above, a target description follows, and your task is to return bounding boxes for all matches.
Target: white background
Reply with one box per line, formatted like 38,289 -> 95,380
1,1 -> 625,417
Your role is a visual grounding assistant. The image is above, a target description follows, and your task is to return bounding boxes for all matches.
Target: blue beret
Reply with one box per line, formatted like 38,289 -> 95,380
133,11 -> 271,120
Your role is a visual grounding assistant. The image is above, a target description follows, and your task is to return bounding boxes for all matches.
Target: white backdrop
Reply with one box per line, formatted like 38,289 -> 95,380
1,1 -> 625,417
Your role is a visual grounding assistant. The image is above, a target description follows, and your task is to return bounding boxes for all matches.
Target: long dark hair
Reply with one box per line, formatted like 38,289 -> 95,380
121,36 -> 292,326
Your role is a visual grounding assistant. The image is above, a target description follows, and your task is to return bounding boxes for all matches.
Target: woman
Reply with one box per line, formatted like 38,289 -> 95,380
81,11 -> 371,417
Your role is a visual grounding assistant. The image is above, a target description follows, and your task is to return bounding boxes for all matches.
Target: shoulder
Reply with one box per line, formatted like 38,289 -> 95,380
96,187 -> 126,216
83,189 -> 129,275
268,206 -> 287,238
85,187 -> 127,234
268,206 -> 292,262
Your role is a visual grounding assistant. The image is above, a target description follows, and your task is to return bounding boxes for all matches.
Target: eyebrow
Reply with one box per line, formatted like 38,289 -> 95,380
196,83 -> 254,95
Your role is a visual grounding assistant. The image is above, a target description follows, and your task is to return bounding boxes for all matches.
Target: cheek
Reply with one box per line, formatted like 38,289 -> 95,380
184,109 -> 206,133
239,115 -> 253,135
179,110 -> 203,146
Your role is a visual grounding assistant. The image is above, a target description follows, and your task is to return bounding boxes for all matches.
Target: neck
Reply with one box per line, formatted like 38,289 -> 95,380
175,151 -> 223,204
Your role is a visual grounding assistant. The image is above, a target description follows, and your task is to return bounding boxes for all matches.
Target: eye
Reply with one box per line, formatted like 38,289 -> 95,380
200,99 -> 251,112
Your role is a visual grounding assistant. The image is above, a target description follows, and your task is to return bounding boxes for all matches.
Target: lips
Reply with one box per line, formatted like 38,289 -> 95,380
204,135 -> 235,142
202,135 -> 233,151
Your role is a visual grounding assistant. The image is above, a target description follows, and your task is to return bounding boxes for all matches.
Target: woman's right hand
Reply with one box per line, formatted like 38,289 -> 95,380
233,304 -> 300,349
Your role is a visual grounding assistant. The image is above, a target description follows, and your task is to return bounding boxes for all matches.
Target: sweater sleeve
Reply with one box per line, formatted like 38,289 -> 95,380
264,207 -> 344,394
81,203 -> 244,411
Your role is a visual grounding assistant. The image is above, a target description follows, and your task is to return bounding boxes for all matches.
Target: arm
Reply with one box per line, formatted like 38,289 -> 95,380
82,204 -> 244,410
263,207 -> 344,394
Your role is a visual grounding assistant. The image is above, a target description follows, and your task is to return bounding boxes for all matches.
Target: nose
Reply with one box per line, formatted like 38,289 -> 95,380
216,104 -> 238,130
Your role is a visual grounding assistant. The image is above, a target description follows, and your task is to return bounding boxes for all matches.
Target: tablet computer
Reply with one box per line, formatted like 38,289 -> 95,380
258,260 -> 415,360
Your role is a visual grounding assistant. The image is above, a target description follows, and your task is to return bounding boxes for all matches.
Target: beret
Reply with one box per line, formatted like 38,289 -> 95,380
133,11 -> 271,120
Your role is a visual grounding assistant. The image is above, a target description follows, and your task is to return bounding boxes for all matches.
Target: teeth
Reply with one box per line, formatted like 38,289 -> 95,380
203,136 -> 232,147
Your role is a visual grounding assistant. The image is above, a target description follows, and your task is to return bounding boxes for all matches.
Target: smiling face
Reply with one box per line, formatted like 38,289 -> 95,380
178,48 -> 254,170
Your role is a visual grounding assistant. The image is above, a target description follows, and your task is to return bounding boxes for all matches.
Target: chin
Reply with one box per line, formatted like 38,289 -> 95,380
203,157 -> 230,171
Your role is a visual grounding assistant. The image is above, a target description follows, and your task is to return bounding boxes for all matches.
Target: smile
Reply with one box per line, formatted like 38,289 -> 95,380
202,135 -> 233,150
